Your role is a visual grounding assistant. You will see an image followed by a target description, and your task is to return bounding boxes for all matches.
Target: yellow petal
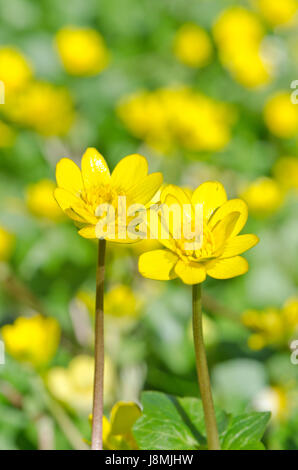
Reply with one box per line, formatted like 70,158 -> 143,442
81,147 -> 110,189
192,181 -> 227,220
111,154 -> 148,193
206,256 -> 248,279
175,260 -> 206,285
160,185 -> 193,238
78,225 -> 96,238
212,211 -> 240,252
110,402 -> 142,435
127,172 -> 163,206
220,234 -> 259,258
56,158 -> 83,195
54,188 -> 97,224
208,199 -> 248,237
138,249 -> 178,280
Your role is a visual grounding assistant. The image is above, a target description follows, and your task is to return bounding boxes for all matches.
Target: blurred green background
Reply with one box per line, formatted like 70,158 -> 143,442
0,0 -> 297,450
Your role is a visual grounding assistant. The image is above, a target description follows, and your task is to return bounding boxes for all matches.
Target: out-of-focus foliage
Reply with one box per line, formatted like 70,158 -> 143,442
0,0 -> 297,450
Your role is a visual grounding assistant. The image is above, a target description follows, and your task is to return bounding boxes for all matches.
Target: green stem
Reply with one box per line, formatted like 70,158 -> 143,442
91,239 -> 106,450
192,284 -> 220,450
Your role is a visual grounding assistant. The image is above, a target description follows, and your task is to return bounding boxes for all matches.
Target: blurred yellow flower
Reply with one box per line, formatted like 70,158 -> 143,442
55,27 -> 109,76
0,226 -> 14,261
240,177 -> 284,216
0,47 -> 33,94
4,81 -> 75,136
117,88 -> 235,153
273,156 -> 298,192
47,355 -> 116,413
0,121 -> 16,148
213,7 -> 273,88
242,297 -> 298,350
264,91 -> 298,138
256,0 -> 298,27
54,148 -> 162,240
90,401 -> 141,450
26,179 -> 64,221
1,314 -> 60,367
139,182 -> 258,285
173,23 -> 213,68
105,285 -> 141,318
254,386 -> 289,421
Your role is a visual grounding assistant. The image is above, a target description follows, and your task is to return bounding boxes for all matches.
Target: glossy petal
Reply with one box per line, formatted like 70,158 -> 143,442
110,402 -> 142,436
138,249 -> 178,280
78,225 -> 96,238
56,158 -> 83,195
175,260 -> 206,285
111,154 -> 148,193
81,147 -> 110,189
127,172 -> 163,206
211,211 -> 240,252
208,199 -> 248,237
192,181 -> 227,220
206,256 -> 249,279
54,188 -> 97,224
160,185 -> 193,238
220,234 -> 259,259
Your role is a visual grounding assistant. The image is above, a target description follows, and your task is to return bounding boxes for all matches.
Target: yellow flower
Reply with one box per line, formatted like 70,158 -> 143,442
26,179 -> 64,221
117,88 -> 235,153
55,27 -> 109,76
240,177 -> 284,216
0,226 -> 14,261
105,285 -> 141,318
256,0 -> 298,27
139,182 -> 258,285
264,91 -> 298,138
242,297 -> 298,350
273,156 -> 298,191
254,386 -> 289,421
213,7 -> 273,88
90,401 -> 141,450
1,314 -> 60,367
47,355 -> 116,413
173,23 -> 213,68
0,121 -> 16,148
4,81 -> 75,136
54,148 -> 163,240
0,47 -> 32,94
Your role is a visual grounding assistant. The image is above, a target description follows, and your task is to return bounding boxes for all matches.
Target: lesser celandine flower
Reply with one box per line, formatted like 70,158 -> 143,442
55,27 -> 109,76
138,182 -> 259,450
26,179 -> 64,221
90,401 -> 141,450
240,177 -> 284,216
1,314 -> 60,368
47,355 -> 116,413
139,182 -> 258,285
242,297 -> 298,350
173,23 -> 213,68
55,147 -> 163,240
4,81 -> 75,136
256,0 -> 298,27
0,226 -> 14,261
0,47 -> 32,94
55,147 -> 162,450
213,7 -> 273,88
264,91 -> 298,138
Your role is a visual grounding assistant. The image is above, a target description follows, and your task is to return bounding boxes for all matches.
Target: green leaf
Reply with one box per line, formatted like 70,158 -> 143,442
221,412 -> 271,450
133,391 -> 270,450
133,391 -> 228,450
